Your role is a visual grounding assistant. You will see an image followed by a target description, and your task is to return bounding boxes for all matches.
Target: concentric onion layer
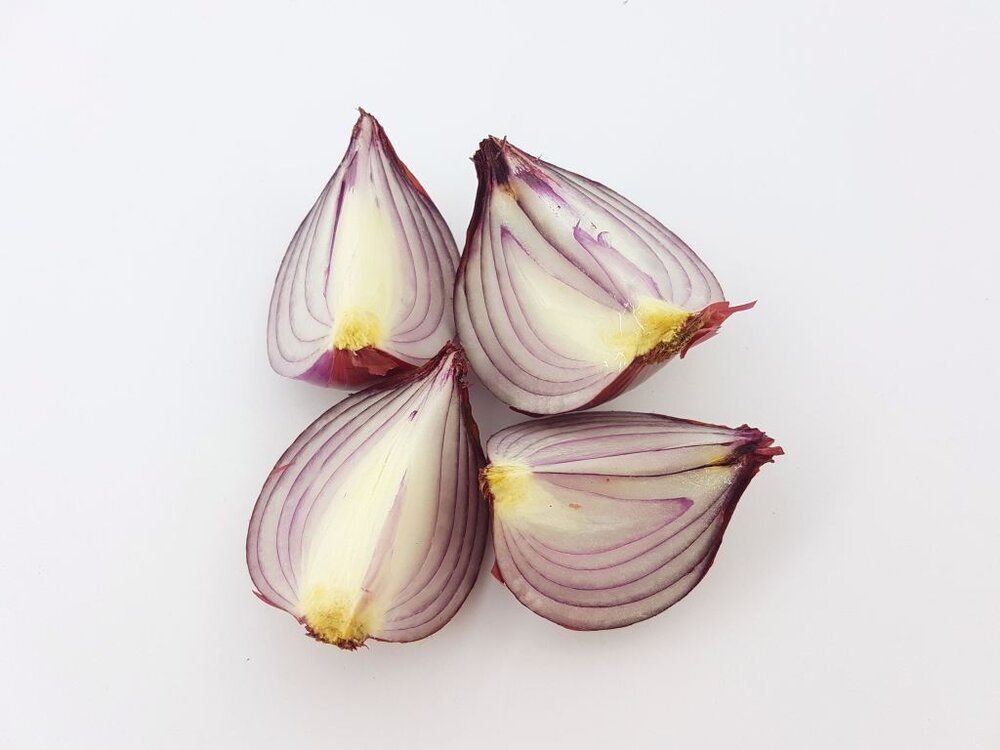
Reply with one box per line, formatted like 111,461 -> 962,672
484,411 -> 780,631
455,138 -> 746,415
247,344 -> 488,649
269,110 -> 458,389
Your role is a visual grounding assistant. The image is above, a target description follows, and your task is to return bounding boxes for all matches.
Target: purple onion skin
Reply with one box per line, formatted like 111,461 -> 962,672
483,411 -> 781,631
298,346 -> 412,389
247,342 -> 488,649
268,111 -> 458,391
455,137 -> 750,416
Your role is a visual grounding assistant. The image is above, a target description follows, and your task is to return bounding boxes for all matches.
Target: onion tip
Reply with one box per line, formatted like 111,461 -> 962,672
680,300 -> 756,358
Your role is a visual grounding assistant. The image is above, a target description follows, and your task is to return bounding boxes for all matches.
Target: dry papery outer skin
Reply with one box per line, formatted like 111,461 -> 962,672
268,110 -> 458,389
483,411 -> 781,631
455,137 -> 750,415
247,343 -> 488,649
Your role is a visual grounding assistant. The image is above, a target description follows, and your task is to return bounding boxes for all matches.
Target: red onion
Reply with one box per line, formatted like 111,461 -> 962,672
455,137 -> 750,415
268,110 -> 458,389
247,343 -> 488,649
483,411 -> 780,631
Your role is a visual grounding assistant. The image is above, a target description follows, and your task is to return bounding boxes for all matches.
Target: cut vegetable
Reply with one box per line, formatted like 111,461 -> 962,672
268,110 -> 458,389
247,343 -> 488,649
483,411 -> 780,631
455,137 -> 749,414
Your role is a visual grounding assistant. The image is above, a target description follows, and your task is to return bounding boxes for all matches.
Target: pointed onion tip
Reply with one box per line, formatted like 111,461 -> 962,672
472,136 -> 511,185
396,340 -> 467,382
345,109 -> 385,160
352,107 -> 378,133
734,426 -> 784,467
680,300 -> 756,357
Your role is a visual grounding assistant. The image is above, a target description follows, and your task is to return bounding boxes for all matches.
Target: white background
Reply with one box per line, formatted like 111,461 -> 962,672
2,1 -> 998,747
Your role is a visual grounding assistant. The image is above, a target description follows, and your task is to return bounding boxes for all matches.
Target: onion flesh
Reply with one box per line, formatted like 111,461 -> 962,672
455,137 -> 748,415
247,343 -> 487,649
483,411 -> 780,631
268,110 -> 458,389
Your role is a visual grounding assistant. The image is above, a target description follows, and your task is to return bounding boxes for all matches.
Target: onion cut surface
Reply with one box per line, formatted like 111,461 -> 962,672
483,411 -> 780,631
247,344 -> 488,649
455,137 -> 749,415
268,110 -> 458,389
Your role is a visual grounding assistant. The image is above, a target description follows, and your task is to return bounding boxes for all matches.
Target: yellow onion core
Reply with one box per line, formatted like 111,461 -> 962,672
332,308 -> 383,351
302,586 -> 371,648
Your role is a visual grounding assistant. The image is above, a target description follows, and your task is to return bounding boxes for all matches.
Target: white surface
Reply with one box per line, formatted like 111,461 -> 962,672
2,1 -> 998,747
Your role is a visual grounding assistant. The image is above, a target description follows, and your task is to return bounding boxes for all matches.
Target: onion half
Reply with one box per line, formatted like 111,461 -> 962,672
247,343 -> 488,649
268,110 -> 459,389
483,411 -> 780,631
455,138 -> 749,415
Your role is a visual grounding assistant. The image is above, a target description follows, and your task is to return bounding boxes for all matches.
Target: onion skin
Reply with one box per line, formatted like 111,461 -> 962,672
483,412 -> 780,631
247,343 -> 488,649
299,346 -> 411,389
268,110 -> 458,390
455,137 -> 748,415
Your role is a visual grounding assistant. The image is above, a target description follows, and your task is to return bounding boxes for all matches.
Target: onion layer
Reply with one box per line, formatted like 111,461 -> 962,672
247,343 -> 488,649
268,110 -> 458,389
483,411 -> 780,631
455,137 -> 749,415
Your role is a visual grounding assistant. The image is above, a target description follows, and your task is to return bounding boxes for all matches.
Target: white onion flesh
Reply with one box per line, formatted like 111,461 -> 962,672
484,411 -> 780,631
455,138 -> 747,415
268,110 -> 458,389
247,345 -> 487,649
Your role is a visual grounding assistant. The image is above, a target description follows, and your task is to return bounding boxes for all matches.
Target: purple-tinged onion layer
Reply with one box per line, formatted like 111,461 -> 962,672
269,110 -> 458,389
483,411 -> 780,631
455,138 -> 749,415
247,344 -> 487,649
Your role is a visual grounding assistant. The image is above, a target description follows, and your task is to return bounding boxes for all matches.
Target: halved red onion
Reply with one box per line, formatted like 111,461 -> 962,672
247,343 -> 488,649
455,137 -> 750,415
268,110 -> 458,389
483,411 -> 780,631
